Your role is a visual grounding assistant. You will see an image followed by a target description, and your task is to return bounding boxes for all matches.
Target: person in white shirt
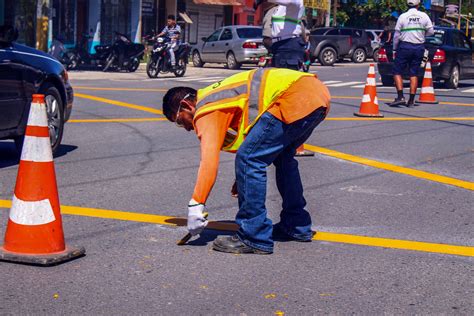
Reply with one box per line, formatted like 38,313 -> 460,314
257,0 -> 305,70
388,0 -> 434,108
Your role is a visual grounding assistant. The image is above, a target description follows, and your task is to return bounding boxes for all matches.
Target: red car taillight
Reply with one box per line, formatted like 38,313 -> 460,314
242,42 -> 258,49
433,49 -> 446,63
378,47 -> 388,62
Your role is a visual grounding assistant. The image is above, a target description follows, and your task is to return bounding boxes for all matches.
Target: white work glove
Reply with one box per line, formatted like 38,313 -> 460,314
187,199 -> 208,236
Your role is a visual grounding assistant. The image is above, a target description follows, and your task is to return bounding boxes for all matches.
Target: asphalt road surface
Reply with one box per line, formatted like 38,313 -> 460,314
1,62 -> 473,315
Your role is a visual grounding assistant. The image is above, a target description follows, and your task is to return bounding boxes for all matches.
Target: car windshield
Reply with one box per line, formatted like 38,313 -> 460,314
426,30 -> 445,46
236,28 -> 262,39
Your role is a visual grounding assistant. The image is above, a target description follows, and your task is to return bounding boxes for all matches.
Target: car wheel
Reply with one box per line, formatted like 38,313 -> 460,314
42,84 -> 65,154
226,52 -> 241,70
444,65 -> 459,89
352,48 -> 366,63
192,51 -> 204,67
372,48 -> 379,62
381,75 -> 394,86
318,47 -> 336,66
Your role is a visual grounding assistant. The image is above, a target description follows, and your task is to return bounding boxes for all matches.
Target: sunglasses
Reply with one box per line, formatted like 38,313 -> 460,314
175,93 -> 195,127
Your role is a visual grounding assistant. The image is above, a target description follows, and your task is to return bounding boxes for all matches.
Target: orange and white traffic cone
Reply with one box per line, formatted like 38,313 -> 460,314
295,144 -> 314,157
417,62 -> 438,104
354,64 -> 384,118
0,94 -> 85,266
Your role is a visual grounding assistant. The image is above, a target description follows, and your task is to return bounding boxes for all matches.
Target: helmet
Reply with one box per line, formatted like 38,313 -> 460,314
407,0 -> 420,6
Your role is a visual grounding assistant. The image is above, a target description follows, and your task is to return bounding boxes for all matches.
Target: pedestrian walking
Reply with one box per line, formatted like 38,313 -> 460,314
388,0 -> 434,108
162,68 -> 330,254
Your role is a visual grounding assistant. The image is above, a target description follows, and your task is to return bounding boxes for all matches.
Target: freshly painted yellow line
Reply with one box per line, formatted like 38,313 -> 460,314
75,93 -> 163,115
331,95 -> 474,107
75,86 -> 167,92
326,117 -> 474,121
69,118 -> 167,123
304,144 -> 474,191
0,199 -> 472,257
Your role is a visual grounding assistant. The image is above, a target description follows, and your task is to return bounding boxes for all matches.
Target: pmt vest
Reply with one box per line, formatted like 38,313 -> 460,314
194,68 -> 314,152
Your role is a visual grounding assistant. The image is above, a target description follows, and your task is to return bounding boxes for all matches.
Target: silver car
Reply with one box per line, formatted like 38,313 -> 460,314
192,26 -> 267,69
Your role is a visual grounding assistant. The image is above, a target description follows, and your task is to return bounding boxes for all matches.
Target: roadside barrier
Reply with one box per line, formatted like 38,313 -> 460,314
417,62 -> 438,104
354,64 -> 384,117
0,94 -> 85,266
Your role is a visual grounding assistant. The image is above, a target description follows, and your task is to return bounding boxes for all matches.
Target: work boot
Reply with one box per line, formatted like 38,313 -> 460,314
387,97 -> 406,107
212,235 -> 272,254
406,101 -> 416,108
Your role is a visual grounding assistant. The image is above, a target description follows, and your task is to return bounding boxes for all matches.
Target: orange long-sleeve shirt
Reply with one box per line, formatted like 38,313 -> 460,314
192,76 -> 330,204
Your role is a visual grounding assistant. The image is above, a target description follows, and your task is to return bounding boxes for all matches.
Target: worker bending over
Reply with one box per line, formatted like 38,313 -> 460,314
162,68 -> 330,254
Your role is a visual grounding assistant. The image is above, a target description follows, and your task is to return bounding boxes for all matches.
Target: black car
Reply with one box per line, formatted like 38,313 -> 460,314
377,27 -> 474,88
0,25 -> 73,153
310,27 -> 373,65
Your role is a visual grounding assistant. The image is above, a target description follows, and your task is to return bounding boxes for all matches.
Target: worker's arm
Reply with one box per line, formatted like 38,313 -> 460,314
192,110 -> 234,204
393,19 -> 402,51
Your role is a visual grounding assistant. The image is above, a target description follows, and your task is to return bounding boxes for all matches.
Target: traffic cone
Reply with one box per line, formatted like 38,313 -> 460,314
417,62 -> 438,104
354,64 -> 384,117
295,144 -> 314,157
0,94 -> 85,266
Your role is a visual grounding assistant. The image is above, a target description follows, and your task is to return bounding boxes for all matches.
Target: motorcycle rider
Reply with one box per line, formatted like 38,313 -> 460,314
157,15 -> 181,69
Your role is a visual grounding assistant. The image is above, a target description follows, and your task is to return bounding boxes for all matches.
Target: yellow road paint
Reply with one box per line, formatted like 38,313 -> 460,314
69,118 -> 167,123
0,199 -> 472,257
75,93 -> 163,115
331,95 -> 474,107
68,117 -> 474,124
75,86 -> 167,92
304,144 -> 474,191
326,117 -> 474,121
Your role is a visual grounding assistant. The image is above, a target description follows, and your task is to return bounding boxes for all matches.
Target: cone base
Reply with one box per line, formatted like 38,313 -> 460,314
354,112 -> 384,118
295,150 -> 315,157
417,100 -> 438,104
0,245 -> 85,266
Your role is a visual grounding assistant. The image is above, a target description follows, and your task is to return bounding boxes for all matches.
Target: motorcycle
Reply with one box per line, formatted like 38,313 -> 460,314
103,32 -> 145,72
146,37 -> 190,78
64,34 -> 113,70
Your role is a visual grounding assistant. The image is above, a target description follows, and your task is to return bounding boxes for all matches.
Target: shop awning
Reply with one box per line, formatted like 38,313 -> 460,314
193,0 -> 244,5
179,12 -> 193,24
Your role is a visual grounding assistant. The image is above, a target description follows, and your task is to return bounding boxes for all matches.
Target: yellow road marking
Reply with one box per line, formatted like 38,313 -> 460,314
75,86 -> 167,92
326,117 -> 474,121
69,118 -> 167,123
331,95 -> 474,107
75,93 -> 163,115
304,144 -> 474,191
67,117 -> 474,124
0,199 -> 472,257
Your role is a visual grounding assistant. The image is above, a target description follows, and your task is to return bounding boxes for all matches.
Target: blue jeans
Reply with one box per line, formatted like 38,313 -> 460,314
235,107 -> 327,252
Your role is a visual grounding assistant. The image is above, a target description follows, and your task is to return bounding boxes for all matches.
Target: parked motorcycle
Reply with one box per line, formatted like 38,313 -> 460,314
146,37 -> 190,78
65,34 -> 112,70
103,32 -> 145,72
48,37 -> 77,70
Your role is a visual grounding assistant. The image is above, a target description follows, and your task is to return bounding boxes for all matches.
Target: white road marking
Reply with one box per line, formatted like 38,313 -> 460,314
326,81 -> 364,87
322,80 -> 341,85
461,88 -> 474,93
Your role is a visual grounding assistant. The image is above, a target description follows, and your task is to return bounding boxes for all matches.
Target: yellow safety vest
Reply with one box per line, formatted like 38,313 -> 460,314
194,68 -> 314,153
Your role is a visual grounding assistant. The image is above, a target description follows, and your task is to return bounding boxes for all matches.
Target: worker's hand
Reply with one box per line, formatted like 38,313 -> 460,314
231,180 -> 238,198
187,199 -> 208,236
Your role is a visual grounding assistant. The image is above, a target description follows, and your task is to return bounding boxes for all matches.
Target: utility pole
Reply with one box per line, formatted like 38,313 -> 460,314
457,0 -> 462,30
332,0 -> 337,26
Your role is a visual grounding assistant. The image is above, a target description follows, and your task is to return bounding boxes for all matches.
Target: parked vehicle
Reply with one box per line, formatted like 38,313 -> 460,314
102,32 -> 145,72
192,26 -> 267,69
0,25 -> 73,154
377,27 -> 474,89
366,29 -> 383,61
146,36 -> 190,78
309,27 -> 373,66
48,37 -> 76,70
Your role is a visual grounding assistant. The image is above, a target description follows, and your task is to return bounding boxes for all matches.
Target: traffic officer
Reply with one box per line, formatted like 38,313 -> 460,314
162,68 -> 330,254
257,0 -> 305,70
389,0 -> 434,108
